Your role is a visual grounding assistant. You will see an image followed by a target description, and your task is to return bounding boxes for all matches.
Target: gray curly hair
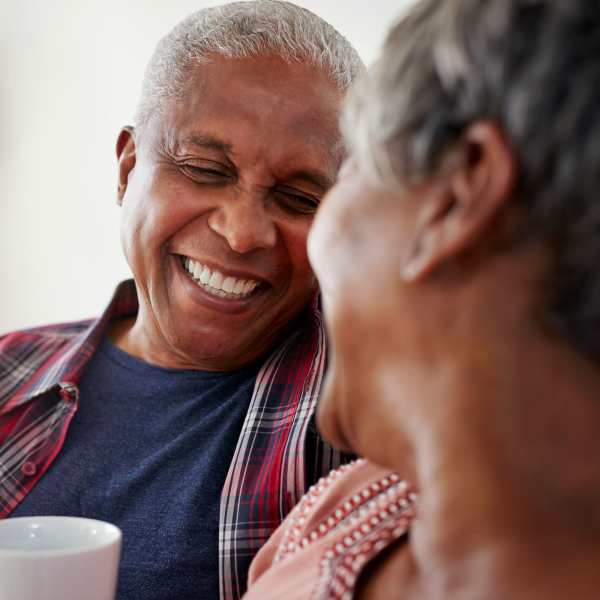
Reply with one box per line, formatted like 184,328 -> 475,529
135,0 -> 364,128
345,0 -> 600,357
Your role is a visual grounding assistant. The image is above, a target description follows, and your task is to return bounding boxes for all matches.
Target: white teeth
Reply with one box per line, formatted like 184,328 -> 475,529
193,262 -> 202,279
181,256 -> 260,299
209,271 -> 223,289
222,277 -> 235,293
233,279 -> 245,295
199,267 -> 210,285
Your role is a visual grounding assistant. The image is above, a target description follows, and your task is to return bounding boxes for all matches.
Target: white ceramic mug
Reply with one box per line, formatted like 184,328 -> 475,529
0,516 -> 122,600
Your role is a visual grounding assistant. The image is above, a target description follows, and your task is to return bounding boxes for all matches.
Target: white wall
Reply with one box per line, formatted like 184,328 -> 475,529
0,0 -> 411,333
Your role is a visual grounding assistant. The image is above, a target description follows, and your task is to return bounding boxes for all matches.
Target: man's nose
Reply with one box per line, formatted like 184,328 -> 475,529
207,192 -> 278,253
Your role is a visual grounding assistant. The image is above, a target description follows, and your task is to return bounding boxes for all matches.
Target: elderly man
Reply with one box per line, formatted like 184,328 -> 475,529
0,2 -> 362,599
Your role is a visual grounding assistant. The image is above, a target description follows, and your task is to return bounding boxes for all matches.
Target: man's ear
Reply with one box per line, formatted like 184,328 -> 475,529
401,121 -> 517,281
116,126 -> 136,206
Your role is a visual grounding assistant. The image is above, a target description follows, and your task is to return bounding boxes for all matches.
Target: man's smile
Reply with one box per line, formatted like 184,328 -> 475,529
179,255 -> 264,300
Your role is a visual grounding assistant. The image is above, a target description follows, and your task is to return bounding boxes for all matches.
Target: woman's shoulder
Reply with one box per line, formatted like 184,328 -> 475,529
246,459 -> 417,599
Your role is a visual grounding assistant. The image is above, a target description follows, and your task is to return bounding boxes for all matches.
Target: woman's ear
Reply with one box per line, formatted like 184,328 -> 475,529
116,126 -> 137,206
401,121 -> 517,281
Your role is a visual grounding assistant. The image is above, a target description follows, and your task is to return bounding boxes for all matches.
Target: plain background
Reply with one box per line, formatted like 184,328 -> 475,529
0,0 -> 412,333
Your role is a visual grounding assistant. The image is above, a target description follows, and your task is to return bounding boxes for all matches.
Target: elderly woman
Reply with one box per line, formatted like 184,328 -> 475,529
243,0 -> 600,598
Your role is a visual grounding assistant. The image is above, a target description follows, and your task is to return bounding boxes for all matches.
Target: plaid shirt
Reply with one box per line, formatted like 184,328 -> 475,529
0,280 -> 347,599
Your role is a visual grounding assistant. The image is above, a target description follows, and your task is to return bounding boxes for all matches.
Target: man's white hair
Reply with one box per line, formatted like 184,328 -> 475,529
134,0 -> 364,128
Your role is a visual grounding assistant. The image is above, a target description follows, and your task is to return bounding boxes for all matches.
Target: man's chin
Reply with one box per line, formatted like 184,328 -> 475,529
162,326 -> 262,371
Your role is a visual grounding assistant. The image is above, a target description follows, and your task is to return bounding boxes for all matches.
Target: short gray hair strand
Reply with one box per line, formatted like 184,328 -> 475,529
135,0 -> 364,128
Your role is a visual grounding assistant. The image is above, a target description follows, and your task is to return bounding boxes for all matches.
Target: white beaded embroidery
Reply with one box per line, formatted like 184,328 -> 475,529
272,459 -> 417,599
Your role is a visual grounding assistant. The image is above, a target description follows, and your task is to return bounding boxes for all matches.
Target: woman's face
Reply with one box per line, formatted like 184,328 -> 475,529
308,158 -> 433,466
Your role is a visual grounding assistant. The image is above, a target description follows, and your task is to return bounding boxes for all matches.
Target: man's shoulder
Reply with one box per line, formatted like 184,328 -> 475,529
1,318 -> 95,349
0,318 -> 96,382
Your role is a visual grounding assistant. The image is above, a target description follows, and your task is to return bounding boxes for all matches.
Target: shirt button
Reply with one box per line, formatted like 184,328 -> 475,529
59,385 -> 77,402
21,461 -> 37,476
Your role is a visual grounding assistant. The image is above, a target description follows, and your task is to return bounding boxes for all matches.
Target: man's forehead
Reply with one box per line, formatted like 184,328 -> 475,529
149,57 -> 345,182
173,58 -> 341,134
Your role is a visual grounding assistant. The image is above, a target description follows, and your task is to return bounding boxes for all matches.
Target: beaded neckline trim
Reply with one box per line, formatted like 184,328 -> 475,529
274,459 -> 417,599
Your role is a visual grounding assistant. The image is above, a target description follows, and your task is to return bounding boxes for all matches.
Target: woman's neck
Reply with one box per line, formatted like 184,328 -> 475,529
361,243 -> 600,596
397,323 -> 600,597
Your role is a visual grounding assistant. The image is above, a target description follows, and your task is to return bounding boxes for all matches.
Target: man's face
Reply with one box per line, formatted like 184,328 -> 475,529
118,55 -> 343,370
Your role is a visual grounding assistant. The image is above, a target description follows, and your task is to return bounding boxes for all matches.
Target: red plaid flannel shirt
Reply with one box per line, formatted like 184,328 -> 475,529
0,280 -> 347,599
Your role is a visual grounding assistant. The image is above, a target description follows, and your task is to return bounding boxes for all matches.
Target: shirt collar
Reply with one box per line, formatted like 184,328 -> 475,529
16,279 -> 139,403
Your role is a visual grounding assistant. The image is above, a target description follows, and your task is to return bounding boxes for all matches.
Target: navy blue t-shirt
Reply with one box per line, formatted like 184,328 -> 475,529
11,337 -> 260,600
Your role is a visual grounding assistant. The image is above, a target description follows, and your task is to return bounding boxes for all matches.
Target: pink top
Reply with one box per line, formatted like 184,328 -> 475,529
244,459 -> 417,599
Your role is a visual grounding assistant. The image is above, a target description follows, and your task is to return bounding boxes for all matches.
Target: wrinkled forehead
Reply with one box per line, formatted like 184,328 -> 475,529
152,56 -> 346,169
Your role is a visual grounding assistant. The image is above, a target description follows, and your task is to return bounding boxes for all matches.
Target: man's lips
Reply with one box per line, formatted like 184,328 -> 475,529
178,255 -> 266,300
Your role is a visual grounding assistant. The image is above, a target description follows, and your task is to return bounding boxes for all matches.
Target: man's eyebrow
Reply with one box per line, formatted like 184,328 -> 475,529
284,169 -> 334,192
178,135 -> 333,190
180,134 -> 233,154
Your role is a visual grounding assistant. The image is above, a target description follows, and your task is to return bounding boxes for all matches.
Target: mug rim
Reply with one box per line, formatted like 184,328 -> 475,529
0,516 -> 122,558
